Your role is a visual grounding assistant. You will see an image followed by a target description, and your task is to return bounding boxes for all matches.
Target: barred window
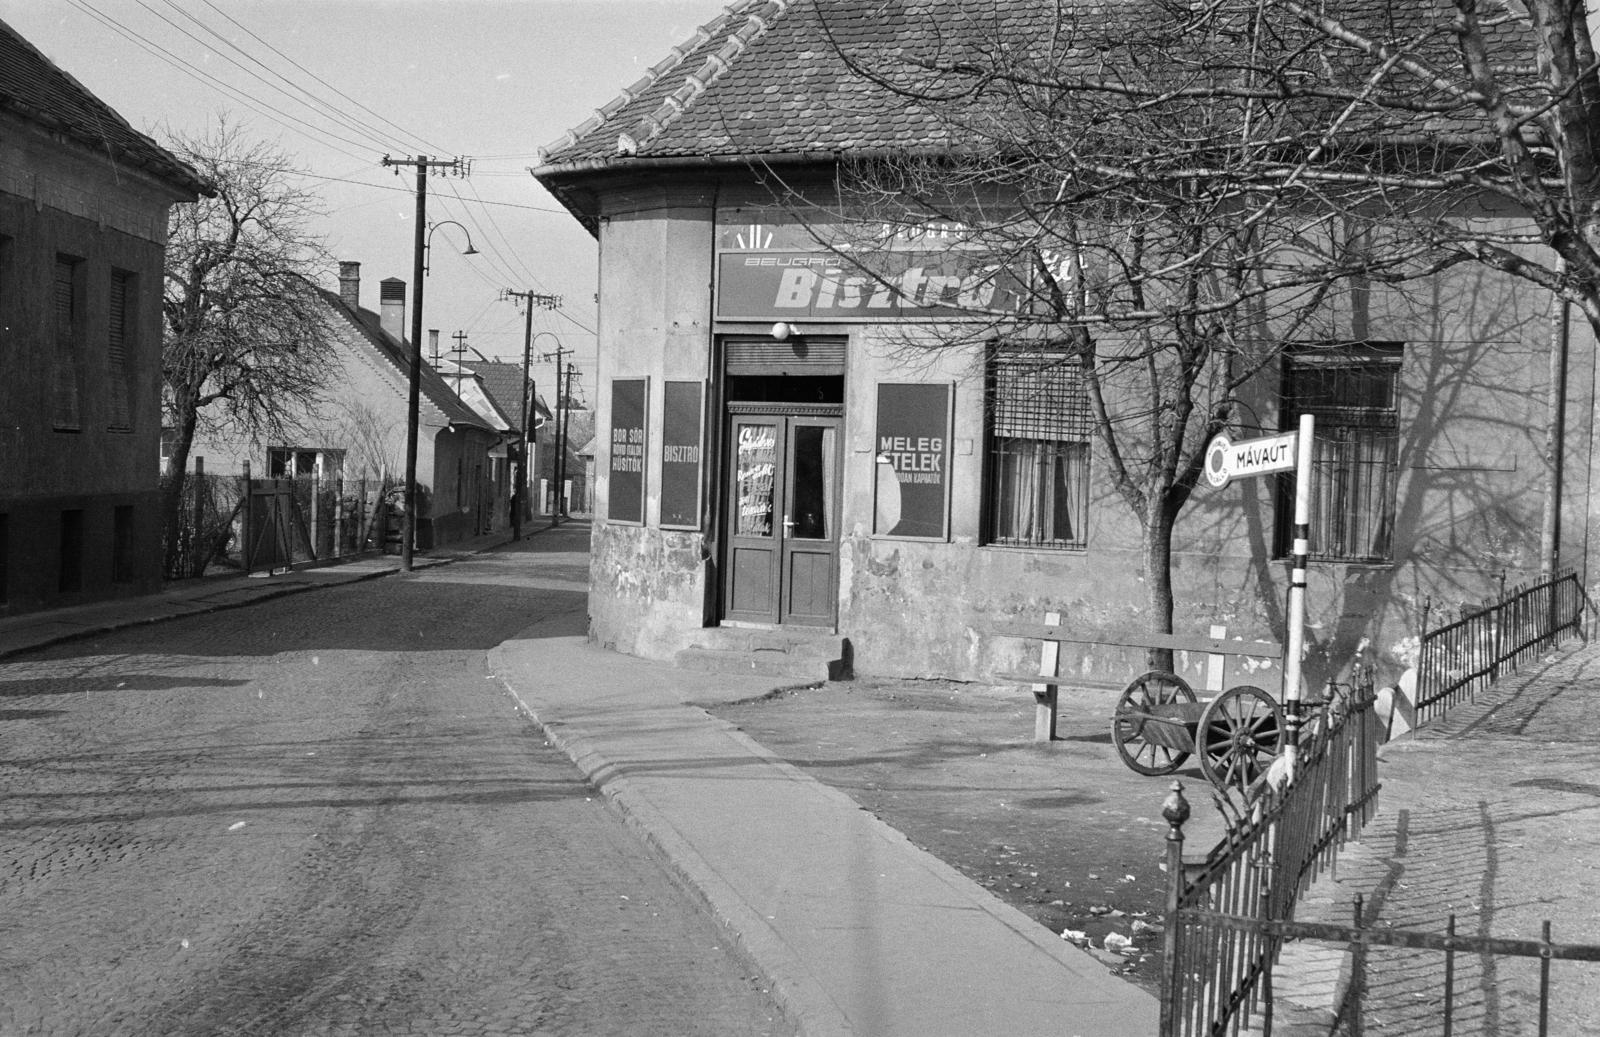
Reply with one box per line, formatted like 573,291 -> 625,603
1277,343 -> 1402,562
985,349 -> 1091,549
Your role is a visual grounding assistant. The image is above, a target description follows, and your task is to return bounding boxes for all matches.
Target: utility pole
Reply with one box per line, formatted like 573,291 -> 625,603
560,361 -> 578,520
380,153 -> 467,571
500,289 -> 561,537
450,330 -> 469,397
540,339 -> 574,525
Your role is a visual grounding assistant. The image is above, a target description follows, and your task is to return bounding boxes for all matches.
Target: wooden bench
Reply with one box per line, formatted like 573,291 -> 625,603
988,611 -> 1284,742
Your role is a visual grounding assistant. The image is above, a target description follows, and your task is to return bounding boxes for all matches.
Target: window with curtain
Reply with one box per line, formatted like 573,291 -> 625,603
1277,343 -> 1403,562
985,349 -> 1091,549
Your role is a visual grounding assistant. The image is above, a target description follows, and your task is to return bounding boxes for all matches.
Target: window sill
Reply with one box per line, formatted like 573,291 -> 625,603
983,541 -> 1088,553
1274,556 -> 1395,569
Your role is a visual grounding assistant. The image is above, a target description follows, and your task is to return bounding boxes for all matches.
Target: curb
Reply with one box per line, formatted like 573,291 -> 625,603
491,644 -> 1155,1037
495,669 -> 854,1037
0,530 -> 534,662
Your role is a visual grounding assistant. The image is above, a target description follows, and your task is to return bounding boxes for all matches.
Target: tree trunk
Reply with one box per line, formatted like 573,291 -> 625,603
1143,501 -> 1178,673
162,402 -> 201,579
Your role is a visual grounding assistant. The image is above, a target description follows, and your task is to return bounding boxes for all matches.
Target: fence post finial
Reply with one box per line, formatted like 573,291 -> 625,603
1159,780 -> 1190,1037
1163,780 -> 1191,837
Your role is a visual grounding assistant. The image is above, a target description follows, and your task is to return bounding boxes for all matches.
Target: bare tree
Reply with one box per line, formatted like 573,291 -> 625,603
161,122 -> 334,576
336,399 -> 402,488
1265,0 -> 1600,333
802,0 -> 1586,646
795,2 -> 1440,649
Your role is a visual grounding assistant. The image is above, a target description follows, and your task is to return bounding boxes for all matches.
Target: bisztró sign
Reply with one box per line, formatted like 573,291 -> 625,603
1204,432 -> 1299,488
716,251 -> 1024,320
713,209 -> 1026,321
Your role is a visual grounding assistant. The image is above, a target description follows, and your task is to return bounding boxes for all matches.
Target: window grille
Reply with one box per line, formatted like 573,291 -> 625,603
986,350 -> 1091,549
1277,344 -> 1402,562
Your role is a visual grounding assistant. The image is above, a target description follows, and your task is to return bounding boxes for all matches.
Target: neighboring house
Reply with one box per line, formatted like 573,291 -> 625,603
530,0 -> 1600,691
573,434 -> 596,518
185,261 -> 501,549
0,18 -> 208,615
441,354 -> 556,525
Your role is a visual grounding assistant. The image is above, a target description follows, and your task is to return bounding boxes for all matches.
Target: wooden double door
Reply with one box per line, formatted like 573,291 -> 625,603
722,406 -> 842,627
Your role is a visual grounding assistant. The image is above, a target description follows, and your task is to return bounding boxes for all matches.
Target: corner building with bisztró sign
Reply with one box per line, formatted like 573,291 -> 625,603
532,0 -> 1600,695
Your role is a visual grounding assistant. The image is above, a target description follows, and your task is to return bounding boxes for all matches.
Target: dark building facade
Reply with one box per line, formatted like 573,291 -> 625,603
0,18 -> 207,615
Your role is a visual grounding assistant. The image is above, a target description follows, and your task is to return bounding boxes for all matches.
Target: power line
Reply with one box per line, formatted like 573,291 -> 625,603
285,167 -> 569,213
436,189 -> 525,289
151,0 -> 408,155
462,176 -> 542,286
196,0 -> 447,155
441,182 -> 542,291
64,0 -> 374,162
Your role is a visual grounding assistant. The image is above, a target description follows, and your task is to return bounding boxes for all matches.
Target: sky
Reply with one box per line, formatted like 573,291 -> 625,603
0,0 -> 732,405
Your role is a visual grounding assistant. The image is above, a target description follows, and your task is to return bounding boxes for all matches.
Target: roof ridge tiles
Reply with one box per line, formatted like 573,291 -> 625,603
623,0 -> 787,154
535,0 -> 786,165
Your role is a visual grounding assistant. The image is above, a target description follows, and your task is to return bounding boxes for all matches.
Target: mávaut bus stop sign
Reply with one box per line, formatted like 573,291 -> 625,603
1204,415 -> 1316,780
1204,431 -> 1299,488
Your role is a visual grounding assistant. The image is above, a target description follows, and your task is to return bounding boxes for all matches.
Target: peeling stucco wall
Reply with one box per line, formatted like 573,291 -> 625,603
588,521 -> 708,659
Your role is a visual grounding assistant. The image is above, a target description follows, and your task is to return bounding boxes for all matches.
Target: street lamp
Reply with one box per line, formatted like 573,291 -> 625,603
401,218 -> 478,570
423,219 -> 479,274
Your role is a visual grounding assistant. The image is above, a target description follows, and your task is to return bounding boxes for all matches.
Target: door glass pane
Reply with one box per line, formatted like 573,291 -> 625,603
789,425 -> 833,540
734,422 -> 777,537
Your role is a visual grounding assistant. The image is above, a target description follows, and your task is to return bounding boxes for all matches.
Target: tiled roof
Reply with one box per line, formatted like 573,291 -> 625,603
533,0 -> 1528,192
533,0 -> 975,173
0,17 -> 210,197
462,359 -> 552,430
317,288 -> 494,433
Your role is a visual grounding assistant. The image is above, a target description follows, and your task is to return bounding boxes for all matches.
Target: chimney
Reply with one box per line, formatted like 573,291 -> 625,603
429,329 -> 440,365
338,261 -> 360,308
379,278 -> 406,341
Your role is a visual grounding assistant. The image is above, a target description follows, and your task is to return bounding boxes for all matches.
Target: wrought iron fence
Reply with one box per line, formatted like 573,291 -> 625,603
1208,898 -> 1600,1036
1416,570 -> 1588,725
1159,671 -> 1382,1037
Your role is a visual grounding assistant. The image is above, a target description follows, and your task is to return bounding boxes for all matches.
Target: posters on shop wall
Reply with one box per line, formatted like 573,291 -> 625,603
660,381 -> 704,529
873,383 -> 952,539
608,378 -> 647,524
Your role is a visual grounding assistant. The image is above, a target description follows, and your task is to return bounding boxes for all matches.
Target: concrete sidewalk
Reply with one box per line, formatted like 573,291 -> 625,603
488,632 -> 1159,1037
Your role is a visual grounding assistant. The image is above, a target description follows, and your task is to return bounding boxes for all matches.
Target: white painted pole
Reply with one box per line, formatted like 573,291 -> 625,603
1282,413 -> 1315,770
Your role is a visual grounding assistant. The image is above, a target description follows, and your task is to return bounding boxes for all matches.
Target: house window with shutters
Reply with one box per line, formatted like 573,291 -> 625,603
984,348 -> 1091,549
53,255 -> 84,431
106,269 -> 135,432
1276,343 -> 1403,562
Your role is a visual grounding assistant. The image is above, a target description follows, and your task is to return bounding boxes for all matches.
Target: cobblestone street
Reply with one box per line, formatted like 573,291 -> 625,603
0,531 -> 792,1037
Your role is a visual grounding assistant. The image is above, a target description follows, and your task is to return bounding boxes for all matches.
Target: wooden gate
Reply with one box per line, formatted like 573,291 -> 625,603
242,478 -> 313,575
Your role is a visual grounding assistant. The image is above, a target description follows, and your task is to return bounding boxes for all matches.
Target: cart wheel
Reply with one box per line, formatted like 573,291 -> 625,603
1112,670 -> 1196,775
1199,686 -> 1284,789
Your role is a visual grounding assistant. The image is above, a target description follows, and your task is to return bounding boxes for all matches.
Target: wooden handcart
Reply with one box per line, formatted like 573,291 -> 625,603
1110,669 -> 1284,788
992,618 -> 1288,790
